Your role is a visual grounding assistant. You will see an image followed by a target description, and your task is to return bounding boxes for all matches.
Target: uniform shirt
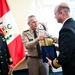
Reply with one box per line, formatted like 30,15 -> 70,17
22,28 -> 57,56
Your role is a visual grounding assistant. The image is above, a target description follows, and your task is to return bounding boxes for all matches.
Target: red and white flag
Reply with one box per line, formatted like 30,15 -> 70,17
0,0 -> 25,68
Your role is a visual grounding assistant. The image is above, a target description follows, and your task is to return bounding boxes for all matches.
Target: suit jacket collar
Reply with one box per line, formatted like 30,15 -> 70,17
63,17 -> 71,25
60,18 -> 75,34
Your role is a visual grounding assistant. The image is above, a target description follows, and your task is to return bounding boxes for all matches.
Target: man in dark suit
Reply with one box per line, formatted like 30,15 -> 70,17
0,29 -> 13,75
46,2 -> 75,75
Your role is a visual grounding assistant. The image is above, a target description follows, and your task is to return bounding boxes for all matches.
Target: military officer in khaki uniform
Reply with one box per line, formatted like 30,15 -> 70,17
0,29 -> 13,75
22,15 -> 57,75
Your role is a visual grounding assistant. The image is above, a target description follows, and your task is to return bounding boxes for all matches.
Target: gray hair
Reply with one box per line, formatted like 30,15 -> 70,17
28,15 -> 36,22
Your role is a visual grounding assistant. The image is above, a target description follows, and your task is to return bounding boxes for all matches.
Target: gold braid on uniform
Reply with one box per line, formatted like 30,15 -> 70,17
9,58 -> 13,62
52,58 -> 62,68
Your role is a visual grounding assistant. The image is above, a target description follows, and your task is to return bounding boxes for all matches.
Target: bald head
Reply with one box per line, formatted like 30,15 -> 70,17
55,2 -> 70,14
54,2 -> 70,23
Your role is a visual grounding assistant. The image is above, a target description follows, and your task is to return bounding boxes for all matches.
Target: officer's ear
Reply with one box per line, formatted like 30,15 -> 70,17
28,22 -> 31,26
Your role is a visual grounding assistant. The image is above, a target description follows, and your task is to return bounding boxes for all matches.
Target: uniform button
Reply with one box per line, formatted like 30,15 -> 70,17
1,62 -> 3,64
0,56 -> 2,58
2,38 -> 5,41
0,70 -> 1,72
5,54 -> 7,56
4,49 -> 6,51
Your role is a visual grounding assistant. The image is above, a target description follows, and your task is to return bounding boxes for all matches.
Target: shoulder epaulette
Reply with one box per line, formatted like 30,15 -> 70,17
39,28 -> 43,30
23,30 -> 29,32
39,28 -> 44,30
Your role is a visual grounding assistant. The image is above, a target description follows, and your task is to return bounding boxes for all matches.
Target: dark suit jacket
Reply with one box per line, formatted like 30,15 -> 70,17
0,33 -> 13,75
57,18 -> 75,75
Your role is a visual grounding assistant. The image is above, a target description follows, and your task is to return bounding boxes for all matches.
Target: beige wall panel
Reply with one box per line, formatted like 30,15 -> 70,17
7,0 -> 33,34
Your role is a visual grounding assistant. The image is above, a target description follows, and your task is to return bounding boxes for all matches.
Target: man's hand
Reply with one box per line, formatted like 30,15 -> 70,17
9,64 -> 13,72
37,35 -> 46,41
46,57 -> 52,66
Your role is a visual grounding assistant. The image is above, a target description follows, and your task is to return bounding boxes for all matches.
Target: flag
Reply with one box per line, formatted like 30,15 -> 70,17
0,0 -> 25,68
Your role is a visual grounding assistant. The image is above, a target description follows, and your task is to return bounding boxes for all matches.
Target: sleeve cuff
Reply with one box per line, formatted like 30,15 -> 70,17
52,58 -> 62,68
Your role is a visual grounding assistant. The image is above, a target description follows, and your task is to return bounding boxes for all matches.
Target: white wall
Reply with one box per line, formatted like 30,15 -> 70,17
7,0 -> 33,34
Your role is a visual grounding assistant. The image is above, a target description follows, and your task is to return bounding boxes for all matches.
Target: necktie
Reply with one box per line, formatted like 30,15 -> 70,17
34,30 -> 41,58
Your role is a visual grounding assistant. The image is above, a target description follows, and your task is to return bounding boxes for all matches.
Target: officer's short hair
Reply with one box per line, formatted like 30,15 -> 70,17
28,15 -> 36,22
